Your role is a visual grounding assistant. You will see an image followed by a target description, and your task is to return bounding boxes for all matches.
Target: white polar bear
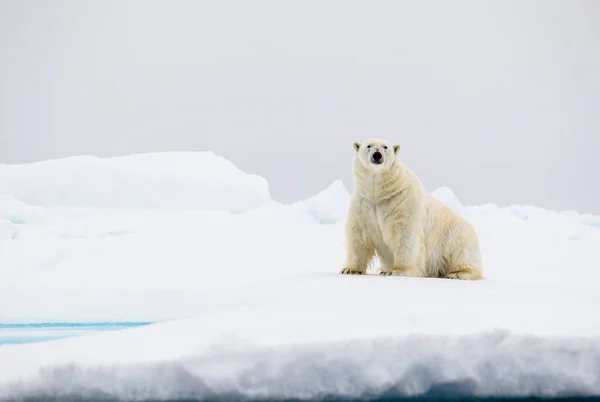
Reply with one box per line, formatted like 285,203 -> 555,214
340,138 -> 483,280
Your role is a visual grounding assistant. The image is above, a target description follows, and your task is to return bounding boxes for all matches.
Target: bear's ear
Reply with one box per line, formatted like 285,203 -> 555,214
353,142 -> 361,152
393,144 -> 401,155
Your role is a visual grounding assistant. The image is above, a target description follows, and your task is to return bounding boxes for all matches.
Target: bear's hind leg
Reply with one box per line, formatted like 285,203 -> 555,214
381,265 -> 424,277
445,244 -> 483,280
383,233 -> 427,277
445,268 -> 483,280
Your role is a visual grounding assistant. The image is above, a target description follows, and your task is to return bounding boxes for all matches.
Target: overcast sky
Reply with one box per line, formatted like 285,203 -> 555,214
1,0 -> 599,213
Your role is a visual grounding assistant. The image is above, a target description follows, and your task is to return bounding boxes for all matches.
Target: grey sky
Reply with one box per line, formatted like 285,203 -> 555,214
1,0 -> 599,213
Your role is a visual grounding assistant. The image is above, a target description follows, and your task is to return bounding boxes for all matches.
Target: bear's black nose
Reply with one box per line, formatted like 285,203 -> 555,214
373,151 -> 382,161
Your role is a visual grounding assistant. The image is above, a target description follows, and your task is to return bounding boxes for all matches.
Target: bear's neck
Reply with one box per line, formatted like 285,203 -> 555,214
353,160 -> 407,204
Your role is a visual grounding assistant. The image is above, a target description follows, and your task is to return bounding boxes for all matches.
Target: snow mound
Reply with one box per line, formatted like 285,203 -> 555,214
290,179 -> 351,224
0,195 -> 47,243
431,186 -> 464,215
583,215 -> 600,229
0,152 -> 271,212
0,194 -> 46,225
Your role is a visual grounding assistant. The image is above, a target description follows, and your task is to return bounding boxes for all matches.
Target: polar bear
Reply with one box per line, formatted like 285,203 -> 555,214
340,138 -> 483,280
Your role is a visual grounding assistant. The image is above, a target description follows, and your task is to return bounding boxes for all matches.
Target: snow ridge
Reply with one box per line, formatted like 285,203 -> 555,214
3,331 -> 600,401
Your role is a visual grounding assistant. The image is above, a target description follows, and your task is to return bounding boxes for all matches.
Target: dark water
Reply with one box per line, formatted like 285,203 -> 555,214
7,384 -> 600,402
12,397 -> 600,402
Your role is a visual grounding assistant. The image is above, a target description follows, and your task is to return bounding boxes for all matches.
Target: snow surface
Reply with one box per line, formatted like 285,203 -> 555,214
1,152 -> 600,400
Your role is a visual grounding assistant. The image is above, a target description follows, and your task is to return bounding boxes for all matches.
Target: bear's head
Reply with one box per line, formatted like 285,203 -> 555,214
353,138 -> 400,171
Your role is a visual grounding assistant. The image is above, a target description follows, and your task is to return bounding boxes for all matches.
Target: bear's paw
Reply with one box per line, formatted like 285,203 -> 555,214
340,267 -> 365,275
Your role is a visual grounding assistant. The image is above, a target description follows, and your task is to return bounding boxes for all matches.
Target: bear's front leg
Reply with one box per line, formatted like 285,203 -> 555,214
375,247 -> 394,275
340,214 -> 373,275
340,242 -> 374,275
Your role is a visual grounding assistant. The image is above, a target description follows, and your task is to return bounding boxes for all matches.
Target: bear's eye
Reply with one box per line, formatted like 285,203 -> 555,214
383,145 -> 388,149
367,144 -> 372,148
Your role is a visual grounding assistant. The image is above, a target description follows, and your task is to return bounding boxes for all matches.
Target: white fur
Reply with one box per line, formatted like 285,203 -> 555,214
340,138 -> 483,280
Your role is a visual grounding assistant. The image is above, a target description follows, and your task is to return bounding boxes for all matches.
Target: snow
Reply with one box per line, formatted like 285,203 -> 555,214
1,152 -> 600,400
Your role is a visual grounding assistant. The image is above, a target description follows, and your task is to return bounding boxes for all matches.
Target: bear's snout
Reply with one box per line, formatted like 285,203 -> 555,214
371,151 -> 383,164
